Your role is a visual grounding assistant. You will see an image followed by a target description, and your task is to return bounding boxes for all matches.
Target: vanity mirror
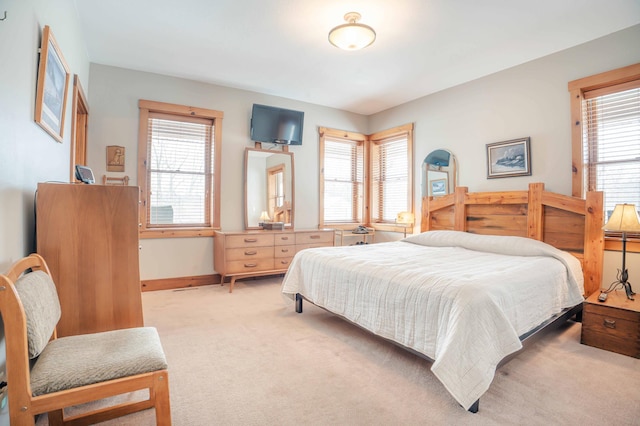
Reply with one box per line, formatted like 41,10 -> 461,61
244,148 -> 295,229
422,149 -> 458,197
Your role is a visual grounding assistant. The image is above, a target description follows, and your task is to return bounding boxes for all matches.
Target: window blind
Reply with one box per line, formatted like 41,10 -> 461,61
323,138 -> 364,223
582,83 -> 640,222
371,135 -> 409,222
147,112 -> 214,227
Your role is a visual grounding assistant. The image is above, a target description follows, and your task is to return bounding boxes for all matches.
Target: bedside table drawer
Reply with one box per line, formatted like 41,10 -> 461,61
581,311 -> 640,358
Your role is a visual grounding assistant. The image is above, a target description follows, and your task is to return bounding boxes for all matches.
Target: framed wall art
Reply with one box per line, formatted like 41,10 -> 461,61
35,25 -> 71,143
107,145 -> 125,172
486,137 -> 531,179
430,178 -> 447,196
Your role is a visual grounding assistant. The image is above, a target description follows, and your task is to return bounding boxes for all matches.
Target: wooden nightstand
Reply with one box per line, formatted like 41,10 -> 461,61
581,289 -> 640,358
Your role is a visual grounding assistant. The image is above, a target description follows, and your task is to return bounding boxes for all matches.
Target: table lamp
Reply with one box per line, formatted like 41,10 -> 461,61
396,211 -> 415,237
259,211 -> 270,227
602,203 -> 640,300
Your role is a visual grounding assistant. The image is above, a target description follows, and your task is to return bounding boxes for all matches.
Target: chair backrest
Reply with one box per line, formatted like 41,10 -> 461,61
14,269 -> 61,358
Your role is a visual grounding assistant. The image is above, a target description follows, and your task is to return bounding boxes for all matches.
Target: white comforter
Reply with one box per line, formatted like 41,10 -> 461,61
281,230 -> 584,410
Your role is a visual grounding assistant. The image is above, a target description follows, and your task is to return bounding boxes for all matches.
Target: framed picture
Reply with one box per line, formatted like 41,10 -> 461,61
107,145 -> 125,172
430,178 -> 447,196
486,137 -> 531,179
35,25 -> 71,143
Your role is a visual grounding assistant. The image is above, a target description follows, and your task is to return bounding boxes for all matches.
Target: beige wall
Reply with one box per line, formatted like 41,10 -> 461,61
87,64 -> 368,280
369,24 -> 640,288
0,0 -> 90,272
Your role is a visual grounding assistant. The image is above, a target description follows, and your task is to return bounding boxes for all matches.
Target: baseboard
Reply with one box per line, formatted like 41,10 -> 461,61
141,274 -> 221,292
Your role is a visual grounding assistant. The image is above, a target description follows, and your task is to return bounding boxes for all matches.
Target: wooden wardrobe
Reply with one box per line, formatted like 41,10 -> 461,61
36,182 -> 143,337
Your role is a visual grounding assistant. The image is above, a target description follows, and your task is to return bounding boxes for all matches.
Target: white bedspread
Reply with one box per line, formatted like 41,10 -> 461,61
281,230 -> 584,409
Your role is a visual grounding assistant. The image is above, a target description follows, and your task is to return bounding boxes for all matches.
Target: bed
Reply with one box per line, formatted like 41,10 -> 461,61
281,183 -> 604,412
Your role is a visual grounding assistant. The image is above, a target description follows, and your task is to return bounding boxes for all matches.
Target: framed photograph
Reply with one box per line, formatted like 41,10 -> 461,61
486,137 -> 531,179
430,178 -> 447,196
35,25 -> 71,143
107,145 -> 126,172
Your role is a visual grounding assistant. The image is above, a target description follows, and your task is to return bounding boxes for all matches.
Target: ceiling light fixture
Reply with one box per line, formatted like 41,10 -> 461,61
328,12 -> 376,51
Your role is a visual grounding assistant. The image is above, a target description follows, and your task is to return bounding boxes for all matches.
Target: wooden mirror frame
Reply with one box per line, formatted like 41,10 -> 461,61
244,147 -> 295,230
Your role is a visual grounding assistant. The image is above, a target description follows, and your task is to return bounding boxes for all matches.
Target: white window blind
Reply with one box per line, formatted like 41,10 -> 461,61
371,135 -> 409,223
147,112 -> 214,227
323,138 -> 364,223
583,83 -> 640,221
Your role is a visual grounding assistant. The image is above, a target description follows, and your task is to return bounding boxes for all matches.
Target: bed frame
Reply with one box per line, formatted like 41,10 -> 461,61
421,182 -> 604,297
295,183 -> 604,413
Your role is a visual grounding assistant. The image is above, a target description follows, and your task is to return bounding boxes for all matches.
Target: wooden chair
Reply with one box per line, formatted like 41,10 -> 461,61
0,254 -> 171,425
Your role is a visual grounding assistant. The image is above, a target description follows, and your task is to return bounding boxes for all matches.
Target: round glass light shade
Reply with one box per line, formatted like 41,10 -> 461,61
328,23 -> 376,51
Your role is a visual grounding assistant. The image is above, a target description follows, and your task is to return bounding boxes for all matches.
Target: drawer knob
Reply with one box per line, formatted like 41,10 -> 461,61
280,260 -> 290,265
244,263 -> 257,268
310,235 -> 320,239
281,236 -> 289,240
281,249 -> 289,253
244,250 -> 257,255
244,238 -> 258,243
603,318 -> 617,329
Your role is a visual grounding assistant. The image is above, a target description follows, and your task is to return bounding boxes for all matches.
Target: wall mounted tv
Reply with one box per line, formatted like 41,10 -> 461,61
250,104 -> 304,145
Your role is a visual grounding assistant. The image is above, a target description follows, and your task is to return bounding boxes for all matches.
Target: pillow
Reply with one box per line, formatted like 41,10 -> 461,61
14,270 -> 61,359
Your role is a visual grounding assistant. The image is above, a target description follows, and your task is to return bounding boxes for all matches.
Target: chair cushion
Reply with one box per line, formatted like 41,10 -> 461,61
30,327 -> 168,396
14,270 -> 61,359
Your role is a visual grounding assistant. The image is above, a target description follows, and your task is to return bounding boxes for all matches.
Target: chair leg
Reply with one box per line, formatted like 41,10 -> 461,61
154,371 -> 172,426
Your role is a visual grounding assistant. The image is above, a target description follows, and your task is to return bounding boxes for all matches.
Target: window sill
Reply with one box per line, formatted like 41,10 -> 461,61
605,238 -> 640,253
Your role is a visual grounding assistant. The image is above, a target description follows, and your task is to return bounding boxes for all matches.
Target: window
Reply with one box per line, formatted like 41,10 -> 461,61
138,100 -> 222,238
319,124 -> 414,230
569,63 -> 640,245
370,125 -> 413,224
319,128 -> 365,224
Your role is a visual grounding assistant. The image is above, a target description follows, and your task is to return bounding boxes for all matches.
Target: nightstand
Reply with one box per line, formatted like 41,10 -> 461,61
581,289 -> 640,358
334,228 -> 375,246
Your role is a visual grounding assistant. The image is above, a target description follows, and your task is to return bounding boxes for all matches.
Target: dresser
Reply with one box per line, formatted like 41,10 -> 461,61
36,183 -> 143,337
581,289 -> 640,358
214,229 -> 334,292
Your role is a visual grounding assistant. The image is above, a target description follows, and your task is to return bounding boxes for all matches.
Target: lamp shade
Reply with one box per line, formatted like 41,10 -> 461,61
602,204 -> 640,232
328,12 -> 376,51
259,211 -> 271,222
396,211 -> 415,225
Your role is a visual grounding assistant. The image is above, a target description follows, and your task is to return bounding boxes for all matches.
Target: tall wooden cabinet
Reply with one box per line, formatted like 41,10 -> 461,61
36,183 -> 143,337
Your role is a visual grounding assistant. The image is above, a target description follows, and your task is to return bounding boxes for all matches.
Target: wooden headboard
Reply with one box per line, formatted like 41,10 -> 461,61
421,183 -> 604,296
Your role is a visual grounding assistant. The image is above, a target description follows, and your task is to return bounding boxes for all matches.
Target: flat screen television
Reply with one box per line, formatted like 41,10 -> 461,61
250,104 -> 304,145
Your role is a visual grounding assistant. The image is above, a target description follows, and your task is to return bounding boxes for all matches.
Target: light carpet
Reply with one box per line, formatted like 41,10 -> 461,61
37,277 -> 640,425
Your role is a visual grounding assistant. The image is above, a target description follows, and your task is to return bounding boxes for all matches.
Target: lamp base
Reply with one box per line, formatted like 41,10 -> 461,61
620,280 -> 635,301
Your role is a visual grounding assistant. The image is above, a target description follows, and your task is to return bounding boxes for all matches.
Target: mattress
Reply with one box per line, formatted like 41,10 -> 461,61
281,230 -> 584,409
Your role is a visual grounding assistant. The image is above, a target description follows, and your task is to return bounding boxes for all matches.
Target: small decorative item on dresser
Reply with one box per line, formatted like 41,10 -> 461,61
263,222 -> 284,230
581,289 -> 640,358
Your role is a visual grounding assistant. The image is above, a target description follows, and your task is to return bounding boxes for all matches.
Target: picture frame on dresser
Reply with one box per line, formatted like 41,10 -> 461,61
35,25 -> 71,143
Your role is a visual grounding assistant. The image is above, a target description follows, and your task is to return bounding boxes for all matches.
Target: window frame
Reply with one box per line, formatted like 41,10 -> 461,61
368,124 -> 414,232
318,127 -> 367,228
318,124 -> 414,233
568,63 -> 640,251
137,99 -> 223,238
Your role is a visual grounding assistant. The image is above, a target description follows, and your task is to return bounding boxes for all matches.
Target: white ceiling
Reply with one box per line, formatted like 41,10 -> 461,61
73,0 -> 640,115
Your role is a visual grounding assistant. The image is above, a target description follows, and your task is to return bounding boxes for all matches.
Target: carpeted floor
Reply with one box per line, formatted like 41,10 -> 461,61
38,277 -> 640,425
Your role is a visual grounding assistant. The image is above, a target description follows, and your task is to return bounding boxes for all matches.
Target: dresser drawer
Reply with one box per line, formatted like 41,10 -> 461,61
581,303 -> 640,358
274,257 -> 294,269
225,234 -> 274,248
274,244 -> 296,258
226,259 -> 275,274
274,233 -> 295,245
226,246 -> 274,261
295,231 -> 333,245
